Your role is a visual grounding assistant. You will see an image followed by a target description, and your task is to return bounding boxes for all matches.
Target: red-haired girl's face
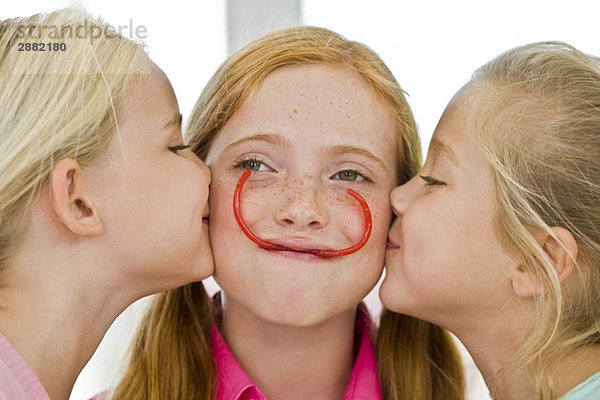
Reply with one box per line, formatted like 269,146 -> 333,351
206,64 -> 398,326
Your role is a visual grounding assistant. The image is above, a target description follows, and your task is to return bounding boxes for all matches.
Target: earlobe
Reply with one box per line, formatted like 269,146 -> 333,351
50,158 -> 104,236
510,227 -> 579,298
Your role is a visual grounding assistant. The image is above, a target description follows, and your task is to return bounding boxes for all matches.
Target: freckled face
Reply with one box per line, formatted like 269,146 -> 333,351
206,64 -> 398,326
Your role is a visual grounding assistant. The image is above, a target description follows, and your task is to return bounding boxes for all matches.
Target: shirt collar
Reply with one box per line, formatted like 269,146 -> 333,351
0,332 -> 51,400
211,322 -> 263,400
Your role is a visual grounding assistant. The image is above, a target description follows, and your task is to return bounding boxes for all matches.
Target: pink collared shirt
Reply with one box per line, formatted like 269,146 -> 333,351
0,332 -> 50,400
211,299 -> 382,400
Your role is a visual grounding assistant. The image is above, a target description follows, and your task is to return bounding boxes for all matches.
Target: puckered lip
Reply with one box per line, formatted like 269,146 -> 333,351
386,235 -> 400,249
262,237 -> 334,253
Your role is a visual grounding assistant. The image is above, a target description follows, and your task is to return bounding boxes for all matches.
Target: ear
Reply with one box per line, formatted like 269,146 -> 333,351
510,227 -> 578,298
50,158 -> 103,236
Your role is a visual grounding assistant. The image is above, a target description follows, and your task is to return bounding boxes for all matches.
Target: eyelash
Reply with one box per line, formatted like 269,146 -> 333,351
234,157 -> 372,182
420,175 -> 446,186
233,157 -> 273,172
168,144 -> 190,154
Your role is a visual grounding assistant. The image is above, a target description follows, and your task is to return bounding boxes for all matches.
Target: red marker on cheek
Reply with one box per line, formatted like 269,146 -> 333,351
233,169 -> 372,258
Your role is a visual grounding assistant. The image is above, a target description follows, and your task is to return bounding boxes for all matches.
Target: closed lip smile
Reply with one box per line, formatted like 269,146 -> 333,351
262,237 -> 334,253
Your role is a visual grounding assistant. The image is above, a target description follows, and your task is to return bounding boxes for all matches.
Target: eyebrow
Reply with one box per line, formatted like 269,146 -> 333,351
430,138 -> 459,165
223,133 -> 292,152
323,144 -> 387,171
162,113 -> 183,131
222,133 -> 387,171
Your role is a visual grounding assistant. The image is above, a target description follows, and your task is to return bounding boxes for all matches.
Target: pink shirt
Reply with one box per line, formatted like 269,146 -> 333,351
211,298 -> 382,400
0,333 -> 50,400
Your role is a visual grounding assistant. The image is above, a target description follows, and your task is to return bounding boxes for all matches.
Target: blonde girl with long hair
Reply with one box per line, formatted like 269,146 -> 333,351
111,26 -> 464,400
0,8 -> 213,400
381,41 -> 600,399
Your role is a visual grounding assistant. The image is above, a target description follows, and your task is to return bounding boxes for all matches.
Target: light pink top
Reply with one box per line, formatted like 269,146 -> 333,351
0,332 -> 50,400
211,296 -> 382,400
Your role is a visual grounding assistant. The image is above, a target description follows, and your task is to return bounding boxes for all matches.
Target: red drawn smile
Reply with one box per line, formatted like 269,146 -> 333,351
233,169 -> 372,258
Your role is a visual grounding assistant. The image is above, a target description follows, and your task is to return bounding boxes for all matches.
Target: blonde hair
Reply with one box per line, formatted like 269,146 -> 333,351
462,41 -> 600,398
113,26 -> 464,400
110,283 -> 215,400
0,8 -> 148,271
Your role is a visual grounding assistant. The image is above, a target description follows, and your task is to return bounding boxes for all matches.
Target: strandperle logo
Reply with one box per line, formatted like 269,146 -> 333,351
13,19 -> 147,44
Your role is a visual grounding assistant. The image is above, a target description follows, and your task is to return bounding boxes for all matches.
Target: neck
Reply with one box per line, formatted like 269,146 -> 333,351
456,324 -> 535,399
0,261 -> 138,400
442,302 -> 538,400
452,312 -> 600,399
221,295 -> 357,400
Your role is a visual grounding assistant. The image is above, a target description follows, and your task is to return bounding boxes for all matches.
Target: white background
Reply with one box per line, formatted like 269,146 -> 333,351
3,1 -> 600,399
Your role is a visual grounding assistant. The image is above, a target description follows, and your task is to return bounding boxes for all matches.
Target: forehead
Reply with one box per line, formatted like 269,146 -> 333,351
209,63 -> 398,170
119,63 -> 178,123
430,90 -> 491,175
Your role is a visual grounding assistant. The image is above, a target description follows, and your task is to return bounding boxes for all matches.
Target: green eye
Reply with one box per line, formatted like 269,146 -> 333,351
337,170 -> 360,181
239,159 -> 273,172
241,160 -> 261,171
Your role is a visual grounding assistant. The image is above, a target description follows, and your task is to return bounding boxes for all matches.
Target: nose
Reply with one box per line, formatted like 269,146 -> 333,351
185,150 -> 212,185
390,176 -> 417,217
275,177 -> 328,231
199,160 -> 212,185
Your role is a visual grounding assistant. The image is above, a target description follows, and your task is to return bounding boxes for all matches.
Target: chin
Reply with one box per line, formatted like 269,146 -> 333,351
378,278 -> 405,313
168,254 -> 214,289
237,284 -> 334,327
261,301 -> 331,328
191,261 -> 215,282
192,235 -> 215,279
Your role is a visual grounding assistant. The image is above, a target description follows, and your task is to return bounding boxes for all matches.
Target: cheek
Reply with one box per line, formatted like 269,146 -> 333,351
398,194 -> 479,290
206,176 -> 275,264
400,198 -> 506,294
98,157 -> 209,270
401,204 -> 440,274
364,194 -> 392,249
208,178 -> 238,239
331,189 -> 391,258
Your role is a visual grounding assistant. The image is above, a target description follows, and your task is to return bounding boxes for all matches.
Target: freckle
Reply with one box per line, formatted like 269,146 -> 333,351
329,101 -> 333,105
288,114 -> 292,119
293,109 -> 298,114
338,97 -> 342,100
347,115 -> 351,119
